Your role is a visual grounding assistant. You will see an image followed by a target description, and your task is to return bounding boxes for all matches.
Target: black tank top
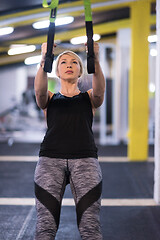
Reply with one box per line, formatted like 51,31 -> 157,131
39,92 -> 98,159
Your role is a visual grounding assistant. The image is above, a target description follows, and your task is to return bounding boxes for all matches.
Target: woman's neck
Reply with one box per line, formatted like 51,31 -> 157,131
59,81 -> 80,97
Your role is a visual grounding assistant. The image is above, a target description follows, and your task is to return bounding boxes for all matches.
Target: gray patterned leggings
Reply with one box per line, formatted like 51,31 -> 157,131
34,157 -> 103,240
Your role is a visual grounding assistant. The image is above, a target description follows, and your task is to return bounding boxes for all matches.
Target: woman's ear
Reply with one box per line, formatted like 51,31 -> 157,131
56,70 -> 60,78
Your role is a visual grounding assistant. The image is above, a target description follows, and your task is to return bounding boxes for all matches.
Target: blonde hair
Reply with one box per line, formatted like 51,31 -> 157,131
55,50 -> 83,78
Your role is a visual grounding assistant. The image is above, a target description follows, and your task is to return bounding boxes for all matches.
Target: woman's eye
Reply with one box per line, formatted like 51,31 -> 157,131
73,61 -> 78,64
61,61 -> 66,64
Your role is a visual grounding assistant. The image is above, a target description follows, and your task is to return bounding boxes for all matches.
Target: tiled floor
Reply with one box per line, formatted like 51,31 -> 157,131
0,143 -> 159,240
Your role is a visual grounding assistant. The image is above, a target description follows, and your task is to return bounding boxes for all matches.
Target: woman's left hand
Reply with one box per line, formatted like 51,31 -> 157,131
93,42 -> 99,62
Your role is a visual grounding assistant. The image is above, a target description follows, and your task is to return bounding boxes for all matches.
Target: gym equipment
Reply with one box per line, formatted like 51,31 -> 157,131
43,0 -> 95,74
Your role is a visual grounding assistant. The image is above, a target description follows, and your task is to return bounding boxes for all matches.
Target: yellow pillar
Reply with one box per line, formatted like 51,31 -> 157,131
128,0 -> 150,161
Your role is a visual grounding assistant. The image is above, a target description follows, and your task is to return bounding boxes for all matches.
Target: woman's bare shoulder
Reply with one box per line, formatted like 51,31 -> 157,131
48,90 -> 54,100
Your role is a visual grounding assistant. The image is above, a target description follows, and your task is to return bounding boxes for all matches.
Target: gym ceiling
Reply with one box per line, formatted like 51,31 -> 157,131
0,0 -> 156,67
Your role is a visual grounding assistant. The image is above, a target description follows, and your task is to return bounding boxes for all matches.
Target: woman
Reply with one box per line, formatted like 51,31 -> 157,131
34,42 -> 105,240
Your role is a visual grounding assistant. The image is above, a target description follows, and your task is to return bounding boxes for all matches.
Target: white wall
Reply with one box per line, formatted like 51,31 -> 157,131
0,66 -> 27,114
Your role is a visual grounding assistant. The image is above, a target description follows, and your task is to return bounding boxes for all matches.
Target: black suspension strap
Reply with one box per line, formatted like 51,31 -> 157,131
42,0 -> 59,73
43,0 -> 95,74
83,0 -> 95,74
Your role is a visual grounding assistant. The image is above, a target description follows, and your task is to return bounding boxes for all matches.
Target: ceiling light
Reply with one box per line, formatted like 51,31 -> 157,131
32,16 -> 74,29
33,20 -> 49,29
56,16 -> 74,26
70,34 -> 101,45
0,27 -> 14,36
8,45 -> 36,55
148,35 -> 157,43
24,55 -> 42,65
150,48 -> 157,57
149,83 -> 155,93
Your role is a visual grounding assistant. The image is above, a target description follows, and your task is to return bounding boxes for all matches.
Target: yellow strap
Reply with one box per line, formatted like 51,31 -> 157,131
42,0 -> 59,9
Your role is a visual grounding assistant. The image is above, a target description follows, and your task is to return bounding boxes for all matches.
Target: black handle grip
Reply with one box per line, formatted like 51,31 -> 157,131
87,54 -> 95,74
85,21 -> 95,74
44,22 -> 55,73
44,55 -> 54,73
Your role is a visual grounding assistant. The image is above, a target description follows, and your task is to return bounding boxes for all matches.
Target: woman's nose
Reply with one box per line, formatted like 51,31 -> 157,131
67,64 -> 72,68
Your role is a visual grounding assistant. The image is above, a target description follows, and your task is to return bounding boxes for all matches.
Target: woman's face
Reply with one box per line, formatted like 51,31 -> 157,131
57,54 -> 81,82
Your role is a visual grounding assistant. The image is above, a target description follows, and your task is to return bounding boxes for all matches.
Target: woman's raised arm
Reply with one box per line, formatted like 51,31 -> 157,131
34,43 -> 55,109
87,42 -> 105,108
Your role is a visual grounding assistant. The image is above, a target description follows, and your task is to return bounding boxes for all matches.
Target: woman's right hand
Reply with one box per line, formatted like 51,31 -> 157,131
41,43 -> 57,66
41,43 -> 47,63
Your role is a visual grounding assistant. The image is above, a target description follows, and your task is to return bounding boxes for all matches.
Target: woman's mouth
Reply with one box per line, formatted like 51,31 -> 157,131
65,70 -> 73,74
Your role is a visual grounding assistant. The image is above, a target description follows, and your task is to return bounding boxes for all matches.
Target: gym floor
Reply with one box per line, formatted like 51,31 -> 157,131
0,142 -> 160,240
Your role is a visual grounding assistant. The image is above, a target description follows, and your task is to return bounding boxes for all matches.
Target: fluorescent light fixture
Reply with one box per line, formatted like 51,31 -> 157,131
32,16 -> 74,29
25,55 -> 42,65
33,20 -> 49,29
149,83 -> 155,93
150,48 -> 157,57
56,16 -> 74,26
70,34 -> 101,45
0,27 -> 14,36
148,35 -> 157,43
8,45 -> 36,55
